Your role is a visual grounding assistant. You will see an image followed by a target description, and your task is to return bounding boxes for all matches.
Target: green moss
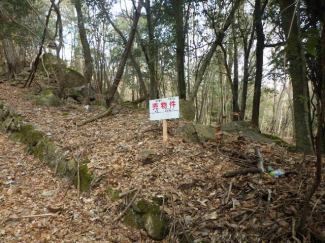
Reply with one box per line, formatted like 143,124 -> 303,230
180,234 -> 195,243
152,196 -> 168,206
143,213 -> 169,240
62,112 -> 69,116
137,200 -> 160,214
262,133 -> 294,148
9,132 -> 25,143
41,89 -> 56,96
92,100 -> 106,107
73,164 -> 94,192
105,186 -> 113,194
124,209 -> 143,229
111,190 -> 121,201
26,129 -> 44,146
122,102 -> 138,109
21,124 -> 33,136
82,158 -> 90,164
33,139 -> 49,161
57,159 -> 67,175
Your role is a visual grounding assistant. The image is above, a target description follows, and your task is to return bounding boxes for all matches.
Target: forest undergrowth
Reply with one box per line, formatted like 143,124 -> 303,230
0,80 -> 324,242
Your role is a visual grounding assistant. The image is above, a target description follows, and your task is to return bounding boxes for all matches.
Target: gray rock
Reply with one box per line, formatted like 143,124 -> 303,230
221,121 -> 273,142
143,213 -> 169,240
179,99 -> 195,121
180,123 -> 215,144
36,93 -> 61,107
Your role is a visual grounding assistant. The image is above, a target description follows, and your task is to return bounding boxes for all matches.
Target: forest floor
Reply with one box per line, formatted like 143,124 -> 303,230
0,79 -> 325,242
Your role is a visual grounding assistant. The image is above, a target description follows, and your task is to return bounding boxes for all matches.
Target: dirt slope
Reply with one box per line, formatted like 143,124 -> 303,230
1,80 -> 324,242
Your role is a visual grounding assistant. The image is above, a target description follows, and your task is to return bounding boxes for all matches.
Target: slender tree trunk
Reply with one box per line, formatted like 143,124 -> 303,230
74,0 -> 93,105
232,20 -> 240,121
239,20 -> 254,120
100,2 -> 148,100
251,0 -> 266,127
188,0 -> 241,102
51,0 -> 65,99
105,0 -> 143,108
24,2 -> 54,87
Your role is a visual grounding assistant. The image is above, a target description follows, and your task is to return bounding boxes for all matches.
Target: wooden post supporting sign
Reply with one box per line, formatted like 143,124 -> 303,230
163,119 -> 168,142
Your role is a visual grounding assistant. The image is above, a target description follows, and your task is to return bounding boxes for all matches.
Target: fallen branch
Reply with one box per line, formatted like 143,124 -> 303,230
224,178 -> 234,204
6,213 -> 57,222
5,117 -> 14,133
222,168 -> 261,178
113,189 -> 140,223
76,105 -> 116,127
119,188 -> 138,198
255,146 -> 265,172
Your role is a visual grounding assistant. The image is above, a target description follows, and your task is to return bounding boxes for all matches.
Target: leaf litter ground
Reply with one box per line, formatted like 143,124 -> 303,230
0,81 -> 324,242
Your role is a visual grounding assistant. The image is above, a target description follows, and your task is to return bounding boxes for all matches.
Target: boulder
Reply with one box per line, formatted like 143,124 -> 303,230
36,90 -> 61,107
63,68 -> 85,88
39,53 -> 67,72
179,99 -> 195,121
143,213 -> 169,241
221,121 -> 273,143
123,199 -> 170,241
180,123 -> 215,144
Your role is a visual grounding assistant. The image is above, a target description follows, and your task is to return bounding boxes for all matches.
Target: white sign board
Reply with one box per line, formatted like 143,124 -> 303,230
149,96 -> 180,121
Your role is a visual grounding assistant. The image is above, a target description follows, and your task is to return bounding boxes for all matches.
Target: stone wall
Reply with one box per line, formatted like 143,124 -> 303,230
0,99 -> 93,191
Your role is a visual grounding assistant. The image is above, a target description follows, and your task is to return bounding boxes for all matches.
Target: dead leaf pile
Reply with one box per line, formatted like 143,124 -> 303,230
0,81 -> 324,242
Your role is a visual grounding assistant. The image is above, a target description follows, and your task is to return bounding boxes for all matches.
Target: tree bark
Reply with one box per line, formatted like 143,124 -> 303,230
172,0 -> 186,99
232,20 -> 240,121
144,0 -> 158,99
2,37 -> 21,79
239,12 -> 254,121
105,0 -> 143,108
251,0 -> 266,127
74,0 -> 93,105
51,0 -> 65,99
278,0 -> 313,153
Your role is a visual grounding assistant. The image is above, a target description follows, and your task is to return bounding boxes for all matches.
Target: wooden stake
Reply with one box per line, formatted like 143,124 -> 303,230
163,119 -> 168,142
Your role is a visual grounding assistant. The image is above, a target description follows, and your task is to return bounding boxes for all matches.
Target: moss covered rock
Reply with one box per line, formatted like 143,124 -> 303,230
9,132 -> 25,143
124,209 -> 143,229
25,129 -> 44,147
143,213 -> 169,240
179,99 -> 195,121
64,68 -> 85,88
221,121 -> 273,143
38,53 -> 67,72
36,93 -> 61,107
180,123 -> 215,144
73,163 -> 93,192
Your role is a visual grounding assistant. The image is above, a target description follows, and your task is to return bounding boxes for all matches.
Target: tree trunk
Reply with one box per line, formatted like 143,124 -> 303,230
105,0 -> 143,108
251,0 -> 266,127
100,2 -> 148,100
24,2 -> 54,88
51,0 -> 65,99
144,0 -> 158,99
232,20 -> 240,121
74,0 -> 93,105
239,15 -> 254,121
278,0 -> 313,153
172,0 -> 186,99
2,36 -> 21,79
